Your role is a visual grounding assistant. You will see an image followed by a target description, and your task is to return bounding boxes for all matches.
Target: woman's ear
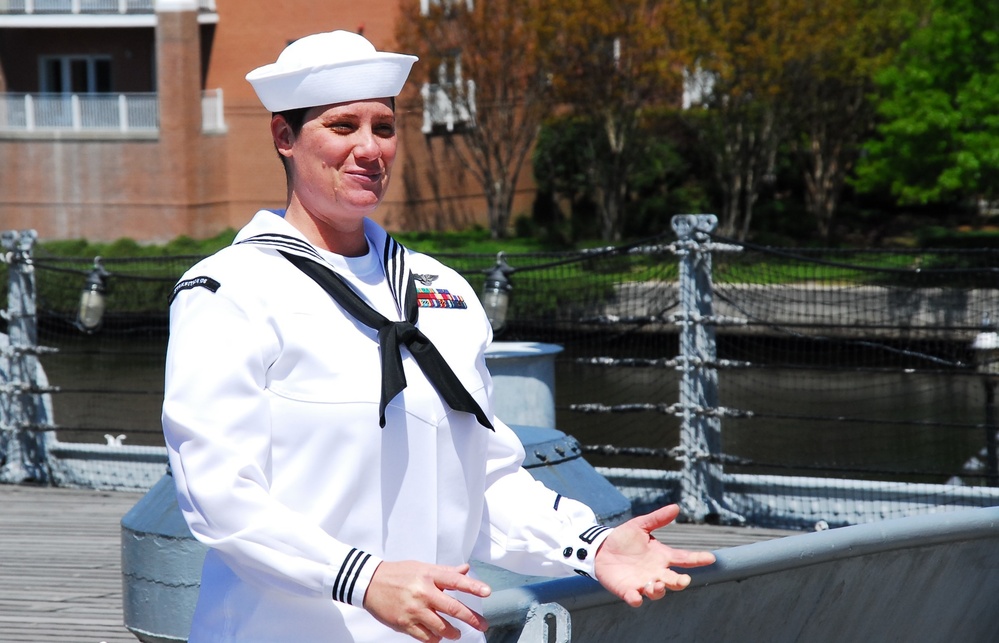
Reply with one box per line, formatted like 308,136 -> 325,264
271,114 -> 295,160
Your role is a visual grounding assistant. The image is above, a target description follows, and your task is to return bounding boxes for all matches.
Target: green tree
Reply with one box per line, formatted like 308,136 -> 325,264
854,0 -> 999,209
533,111 -> 706,241
786,0 -> 922,241
396,0 -> 551,239
532,115 -> 597,240
535,0 -> 680,242
668,0 -> 921,242
668,0 -> 801,241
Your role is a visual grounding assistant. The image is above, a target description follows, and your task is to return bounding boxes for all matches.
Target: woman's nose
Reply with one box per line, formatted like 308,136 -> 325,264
352,128 -> 382,160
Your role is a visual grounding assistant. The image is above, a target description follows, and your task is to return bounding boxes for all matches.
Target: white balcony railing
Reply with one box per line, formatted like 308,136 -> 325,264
0,92 -> 158,132
3,0 -> 154,13
0,91 -> 225,134
0,0 -> 217,14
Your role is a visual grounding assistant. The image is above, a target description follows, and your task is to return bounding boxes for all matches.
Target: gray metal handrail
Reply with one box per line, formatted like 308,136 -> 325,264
482,505 -> 999,641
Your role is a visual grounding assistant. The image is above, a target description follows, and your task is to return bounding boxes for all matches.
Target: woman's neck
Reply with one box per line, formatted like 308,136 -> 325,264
283,202 -> 369,257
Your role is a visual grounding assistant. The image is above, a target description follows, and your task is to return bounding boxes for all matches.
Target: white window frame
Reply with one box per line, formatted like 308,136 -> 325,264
420,0 -> 473,16
421,53 -> 476,134
682,65 -> 716,110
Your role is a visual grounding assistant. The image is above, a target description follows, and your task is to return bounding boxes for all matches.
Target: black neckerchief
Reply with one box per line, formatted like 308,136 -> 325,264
238,232 -> 493,430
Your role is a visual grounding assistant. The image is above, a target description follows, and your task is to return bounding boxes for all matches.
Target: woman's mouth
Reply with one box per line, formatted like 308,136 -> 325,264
347,170 -> 382,184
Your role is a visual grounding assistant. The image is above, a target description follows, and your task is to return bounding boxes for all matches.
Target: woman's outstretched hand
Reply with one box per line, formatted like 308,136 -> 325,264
594,504 -> 717,607
364,560 -> 491,642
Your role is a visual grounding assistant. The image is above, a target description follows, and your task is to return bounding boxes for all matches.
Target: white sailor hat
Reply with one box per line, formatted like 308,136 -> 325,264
245,30 -> 419,113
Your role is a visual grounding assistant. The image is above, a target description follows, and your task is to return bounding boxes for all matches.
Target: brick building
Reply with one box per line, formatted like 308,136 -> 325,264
0,0 -> 533,242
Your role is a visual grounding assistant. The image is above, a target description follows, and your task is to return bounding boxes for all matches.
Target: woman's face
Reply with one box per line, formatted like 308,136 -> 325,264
281,98 -> 397,230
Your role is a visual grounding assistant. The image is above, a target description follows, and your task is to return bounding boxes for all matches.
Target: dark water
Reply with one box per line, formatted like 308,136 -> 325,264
40,333 -> 168,446
555,341 -> 986,482
38,334 -> 989,484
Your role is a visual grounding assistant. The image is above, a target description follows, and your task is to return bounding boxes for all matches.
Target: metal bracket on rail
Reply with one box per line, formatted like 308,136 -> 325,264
669,312 -> 748,327
488,601 -> 572,643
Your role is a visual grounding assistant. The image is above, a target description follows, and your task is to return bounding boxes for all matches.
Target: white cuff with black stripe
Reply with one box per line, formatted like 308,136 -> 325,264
561,524 -> 613,579
327,547 -> 381,607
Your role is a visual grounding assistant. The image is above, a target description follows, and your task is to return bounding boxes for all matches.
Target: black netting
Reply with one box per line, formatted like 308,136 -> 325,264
16,233 -> 999,513
709,238 -> 999,489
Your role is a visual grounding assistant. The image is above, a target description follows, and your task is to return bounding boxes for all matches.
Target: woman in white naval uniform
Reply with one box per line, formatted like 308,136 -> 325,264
162,30 -> 716,643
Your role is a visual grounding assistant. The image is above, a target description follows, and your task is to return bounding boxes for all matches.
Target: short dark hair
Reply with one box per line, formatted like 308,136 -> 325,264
274,107 -> 311,137
273,108 -> 310,174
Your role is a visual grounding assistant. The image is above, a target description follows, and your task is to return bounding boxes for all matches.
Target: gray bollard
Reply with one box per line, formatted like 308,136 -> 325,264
484,341 -> 562,429
120,473 -> 206,643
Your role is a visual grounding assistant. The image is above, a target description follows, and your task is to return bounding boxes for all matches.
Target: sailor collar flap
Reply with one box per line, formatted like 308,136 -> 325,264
237,232 -> 493,431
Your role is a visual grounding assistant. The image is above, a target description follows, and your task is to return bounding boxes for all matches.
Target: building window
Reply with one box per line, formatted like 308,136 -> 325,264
420,0 -> 473,16
421,54 -> 475,134
40,56 -> 113,94
682,66 -> 715,110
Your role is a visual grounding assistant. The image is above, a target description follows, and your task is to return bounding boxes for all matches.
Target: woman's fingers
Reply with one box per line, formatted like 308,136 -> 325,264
365,560 -> 491,641
435,563 -> 492,599
433,592 -> 489,631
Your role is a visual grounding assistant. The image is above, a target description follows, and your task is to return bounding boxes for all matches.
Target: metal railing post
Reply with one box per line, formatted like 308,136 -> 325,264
24,94 -> 35,132
0,230 -> 50,483
671,214 -> 743,524
119,93 -> 129,132
70,94 -> 82,131
214,87 -> 224,130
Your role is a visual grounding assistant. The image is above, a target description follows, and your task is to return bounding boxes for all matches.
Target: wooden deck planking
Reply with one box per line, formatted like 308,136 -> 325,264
0,483 -> 797,643
0,484 -> 142,643
656,522 -> 800,551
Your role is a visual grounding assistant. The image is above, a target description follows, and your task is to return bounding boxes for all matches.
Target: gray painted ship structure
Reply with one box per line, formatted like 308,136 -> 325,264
118,342 -> 999,643
484,505 -> 999,642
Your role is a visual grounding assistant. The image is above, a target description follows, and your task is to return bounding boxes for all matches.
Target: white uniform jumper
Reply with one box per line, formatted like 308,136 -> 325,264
163,210 -> 611,642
